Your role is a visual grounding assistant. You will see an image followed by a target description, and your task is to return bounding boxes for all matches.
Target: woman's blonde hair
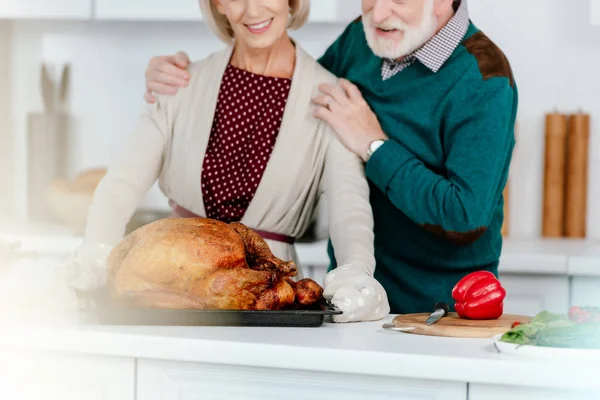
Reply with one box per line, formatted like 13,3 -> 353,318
199,0 -> 310,45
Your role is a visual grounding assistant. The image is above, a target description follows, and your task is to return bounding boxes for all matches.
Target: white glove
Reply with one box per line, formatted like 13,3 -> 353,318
323,264 -> 390,323
63,242 -> 113,292
62,242 -> 113,312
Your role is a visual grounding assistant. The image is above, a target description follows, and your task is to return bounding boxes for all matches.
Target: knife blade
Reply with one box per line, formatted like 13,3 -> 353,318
382,323 -> 416,332
426,302 -> 449,325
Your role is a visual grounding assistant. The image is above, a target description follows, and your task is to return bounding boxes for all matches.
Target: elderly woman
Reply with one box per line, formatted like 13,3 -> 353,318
73,0 -> 389,323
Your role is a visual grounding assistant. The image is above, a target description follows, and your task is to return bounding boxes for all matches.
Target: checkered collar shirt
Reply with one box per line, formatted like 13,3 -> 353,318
381,0 -> 470,80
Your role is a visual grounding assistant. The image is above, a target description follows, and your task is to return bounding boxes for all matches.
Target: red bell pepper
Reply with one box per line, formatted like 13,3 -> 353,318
451,271 -> 506,320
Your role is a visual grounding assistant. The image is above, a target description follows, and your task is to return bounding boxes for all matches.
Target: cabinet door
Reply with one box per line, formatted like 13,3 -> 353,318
499,275 -> 569,316
0,0 -> 92,19
470,383 -> 599,400
571,277 -> 600,307
94,0 -> 361,22
138,359 -> 467,400
592,0 -> 600,26
0,351 -> 135,400
95,0 -> 201,21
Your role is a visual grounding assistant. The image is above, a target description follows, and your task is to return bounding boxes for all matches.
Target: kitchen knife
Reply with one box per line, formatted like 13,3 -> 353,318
426,302 -> 449,325
381,323 -> 416,332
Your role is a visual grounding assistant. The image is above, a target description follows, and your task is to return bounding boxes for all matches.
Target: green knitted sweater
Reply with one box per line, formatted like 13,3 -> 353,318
319,21 -> 518,314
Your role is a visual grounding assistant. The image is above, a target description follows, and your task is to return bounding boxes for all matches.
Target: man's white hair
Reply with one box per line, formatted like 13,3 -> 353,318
363,0 -> 438,60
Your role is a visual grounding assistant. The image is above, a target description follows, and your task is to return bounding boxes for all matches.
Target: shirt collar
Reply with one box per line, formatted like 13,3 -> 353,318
384,0 -> 470,73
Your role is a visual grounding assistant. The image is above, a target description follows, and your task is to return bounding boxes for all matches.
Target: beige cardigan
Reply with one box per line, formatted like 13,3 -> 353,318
84,43 -> 375,275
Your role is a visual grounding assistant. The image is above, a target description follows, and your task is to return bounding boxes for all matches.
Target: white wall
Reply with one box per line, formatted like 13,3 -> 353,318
6,0 -> 600,239
0,21 -> 13,219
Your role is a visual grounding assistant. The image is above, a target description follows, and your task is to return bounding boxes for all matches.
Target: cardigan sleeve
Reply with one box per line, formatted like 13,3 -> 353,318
321,127 -> 376,274
83,97 -> 171,247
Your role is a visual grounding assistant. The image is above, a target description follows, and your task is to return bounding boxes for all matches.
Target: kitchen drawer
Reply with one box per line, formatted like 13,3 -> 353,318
499,274 -> 569,316
0,351 -> 135,400
137,359 -> 467,400
469,383 -> 599,400
571,277 -> 600,307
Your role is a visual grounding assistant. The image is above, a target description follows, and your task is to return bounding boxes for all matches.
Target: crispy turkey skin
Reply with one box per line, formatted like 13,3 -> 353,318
107,217 -> 323,310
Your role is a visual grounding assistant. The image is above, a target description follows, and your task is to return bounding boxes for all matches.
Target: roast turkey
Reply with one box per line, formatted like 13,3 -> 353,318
107,217 -> 323,310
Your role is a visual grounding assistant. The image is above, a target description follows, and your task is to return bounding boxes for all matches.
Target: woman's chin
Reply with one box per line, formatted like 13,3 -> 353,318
238,35 -> 283,51
235,22 -> 288,51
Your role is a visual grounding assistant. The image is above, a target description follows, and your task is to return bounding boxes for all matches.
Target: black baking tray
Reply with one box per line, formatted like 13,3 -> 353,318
79,287 -> 342,328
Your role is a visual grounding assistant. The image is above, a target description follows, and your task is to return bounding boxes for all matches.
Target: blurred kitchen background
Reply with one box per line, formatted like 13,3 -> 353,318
1,0 -> 600,316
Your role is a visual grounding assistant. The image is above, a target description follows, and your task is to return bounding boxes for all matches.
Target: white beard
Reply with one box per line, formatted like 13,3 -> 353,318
362,0 -> 438,60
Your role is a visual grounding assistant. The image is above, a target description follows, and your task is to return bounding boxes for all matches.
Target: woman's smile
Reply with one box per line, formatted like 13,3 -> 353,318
245,18 -> 273,34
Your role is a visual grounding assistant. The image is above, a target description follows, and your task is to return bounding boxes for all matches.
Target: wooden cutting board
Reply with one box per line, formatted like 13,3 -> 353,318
391,313 -> 531,338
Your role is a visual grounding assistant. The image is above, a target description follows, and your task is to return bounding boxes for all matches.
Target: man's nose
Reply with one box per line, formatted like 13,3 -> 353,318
371,0 -> 393,23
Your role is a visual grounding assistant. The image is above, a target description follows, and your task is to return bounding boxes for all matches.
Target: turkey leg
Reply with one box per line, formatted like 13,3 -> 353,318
229,222 -> 297,277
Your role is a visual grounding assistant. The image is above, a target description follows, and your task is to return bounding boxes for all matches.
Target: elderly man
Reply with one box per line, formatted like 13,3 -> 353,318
143,0 -> 517,316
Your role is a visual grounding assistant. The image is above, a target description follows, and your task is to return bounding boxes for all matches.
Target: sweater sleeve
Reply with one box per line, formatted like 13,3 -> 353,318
365,78 -> 516,245
83,97 -> 171,247
321,126 -> 376,274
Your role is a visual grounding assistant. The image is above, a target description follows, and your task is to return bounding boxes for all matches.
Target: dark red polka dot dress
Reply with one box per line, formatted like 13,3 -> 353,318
201,64 -> 292,223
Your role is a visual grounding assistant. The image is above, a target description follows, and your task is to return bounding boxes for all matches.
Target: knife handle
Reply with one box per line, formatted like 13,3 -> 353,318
434,302 -> 449,316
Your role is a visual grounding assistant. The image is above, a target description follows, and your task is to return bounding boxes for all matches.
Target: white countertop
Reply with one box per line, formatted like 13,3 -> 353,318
1,255 -> 598,392
2,316 -> 599,391
570,245 -> 600,277
500,237 -> 591,275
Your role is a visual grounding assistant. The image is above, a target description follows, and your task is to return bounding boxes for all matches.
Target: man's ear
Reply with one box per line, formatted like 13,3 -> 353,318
433,0 -> 454,18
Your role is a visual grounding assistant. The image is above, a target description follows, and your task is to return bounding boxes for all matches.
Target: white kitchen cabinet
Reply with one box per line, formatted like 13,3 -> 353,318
95,0 -> 201,21
0,0 -> 92,19
0,351 -> 135,400
570,277 -> 600,307
469,384 -> 599,400
592,0 -> 600,26
499,274 -> 569,316
137,359 -> 467,400
94,0 -> 360,23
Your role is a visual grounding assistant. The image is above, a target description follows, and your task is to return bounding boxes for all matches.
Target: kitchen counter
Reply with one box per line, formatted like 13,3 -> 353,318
1,254 -> 599,399
2,315 -> 600,393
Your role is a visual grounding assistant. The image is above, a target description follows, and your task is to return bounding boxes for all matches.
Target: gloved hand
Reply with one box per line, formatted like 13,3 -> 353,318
63,242 -> 113,310
64,243 -> 112,312
323,264 -> 390,323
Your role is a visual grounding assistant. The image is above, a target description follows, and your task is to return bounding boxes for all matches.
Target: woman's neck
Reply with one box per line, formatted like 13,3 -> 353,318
230,34 -> 296,79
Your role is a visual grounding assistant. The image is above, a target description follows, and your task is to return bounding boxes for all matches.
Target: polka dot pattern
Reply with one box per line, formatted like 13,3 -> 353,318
201,64 -> 292,223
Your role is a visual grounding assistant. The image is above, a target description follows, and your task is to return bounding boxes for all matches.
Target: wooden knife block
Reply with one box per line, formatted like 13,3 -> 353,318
27,113 -> 70,222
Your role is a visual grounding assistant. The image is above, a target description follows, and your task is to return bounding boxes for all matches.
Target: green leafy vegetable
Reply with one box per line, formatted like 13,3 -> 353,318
536,323 -> 600,349
500,310 -> 600,349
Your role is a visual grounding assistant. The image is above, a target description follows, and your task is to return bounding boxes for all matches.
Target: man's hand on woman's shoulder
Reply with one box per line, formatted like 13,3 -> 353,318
144,51 -> 191,103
